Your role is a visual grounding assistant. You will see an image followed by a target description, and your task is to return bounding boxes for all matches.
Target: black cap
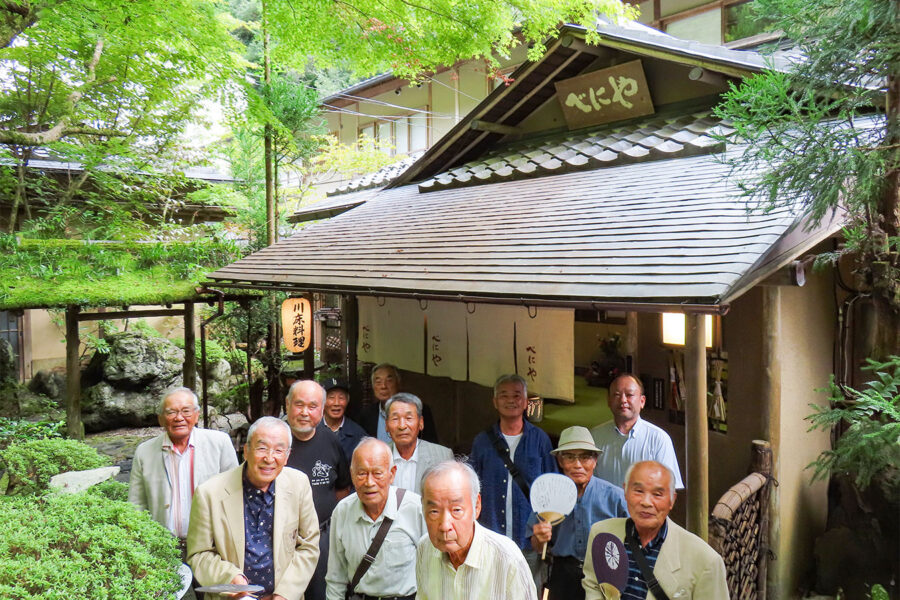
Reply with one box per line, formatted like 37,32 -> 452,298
323,378 -> 350,393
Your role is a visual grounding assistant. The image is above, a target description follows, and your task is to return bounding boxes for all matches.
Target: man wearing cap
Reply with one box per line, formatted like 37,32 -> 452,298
591,374 -> 684,490
582,460 -> 728,600
529,426 -> 627,600
322,378 -> 367,462
385,393 -> 453,494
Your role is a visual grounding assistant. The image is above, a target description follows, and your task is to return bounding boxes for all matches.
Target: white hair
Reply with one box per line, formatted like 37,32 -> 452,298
247,416 -> 293,448
421,459 -> 479,508
159,387 -> 200,415
624,461 -> 676,499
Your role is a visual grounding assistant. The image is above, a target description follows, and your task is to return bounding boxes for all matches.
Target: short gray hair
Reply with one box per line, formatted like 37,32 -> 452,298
158,387 -> 200,416
370,363 -> 401,387
247,416 -> 293,448
384,393 -> 423,418
285,379 -> 326,405
493,374 -> 527,398
624,460 -> 676,499
421,459 -> 479,508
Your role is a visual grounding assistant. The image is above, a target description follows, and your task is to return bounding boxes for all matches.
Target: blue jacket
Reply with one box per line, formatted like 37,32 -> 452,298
469,420 -> 557,550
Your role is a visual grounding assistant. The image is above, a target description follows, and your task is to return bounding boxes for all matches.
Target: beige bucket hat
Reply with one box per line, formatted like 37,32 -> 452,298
551,425 -> 602,455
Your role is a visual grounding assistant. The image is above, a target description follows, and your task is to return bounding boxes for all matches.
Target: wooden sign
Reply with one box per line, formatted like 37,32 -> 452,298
554,60 -> 654,129
282,297 -> 311,353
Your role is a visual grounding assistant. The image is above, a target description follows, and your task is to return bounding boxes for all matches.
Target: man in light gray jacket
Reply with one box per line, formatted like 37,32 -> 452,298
129,387 -> 238,548
385,393 -> 453,494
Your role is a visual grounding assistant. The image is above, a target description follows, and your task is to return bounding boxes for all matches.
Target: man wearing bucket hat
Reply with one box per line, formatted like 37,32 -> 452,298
529,426 -> 627,600
582,460 -> 728,600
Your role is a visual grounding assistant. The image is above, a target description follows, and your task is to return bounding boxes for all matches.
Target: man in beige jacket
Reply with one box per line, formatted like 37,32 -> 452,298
583,461 -> 729,600
187,417 -> 320,600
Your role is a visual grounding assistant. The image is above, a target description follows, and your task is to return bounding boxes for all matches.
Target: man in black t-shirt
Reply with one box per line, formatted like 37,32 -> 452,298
285,379 -> 351,600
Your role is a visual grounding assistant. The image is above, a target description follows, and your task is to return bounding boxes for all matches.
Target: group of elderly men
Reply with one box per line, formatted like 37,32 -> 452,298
128,364 -> 728,600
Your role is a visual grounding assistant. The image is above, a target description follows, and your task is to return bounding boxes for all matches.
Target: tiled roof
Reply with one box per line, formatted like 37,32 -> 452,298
210,152 -> 838,308
327,151 -> 424,196
419,111 -> 731,192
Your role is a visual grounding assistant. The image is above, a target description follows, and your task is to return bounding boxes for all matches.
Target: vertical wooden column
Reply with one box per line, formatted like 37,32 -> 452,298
761,287 -> 781,599
64,305 -> 83,440
343,295 -> 360,404
625,311 -> 639,373
685,312 -> 708,540
183,302 -> 196,390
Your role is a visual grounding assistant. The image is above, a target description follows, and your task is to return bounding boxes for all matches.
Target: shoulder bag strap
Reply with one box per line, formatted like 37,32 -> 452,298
347,488 -> 407,596
624,521 -> 671,600
485,425 -> 531,500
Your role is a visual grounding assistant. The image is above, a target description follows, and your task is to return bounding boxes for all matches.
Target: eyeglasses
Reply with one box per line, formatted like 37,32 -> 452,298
252,446 -> 288,459
558,452 -> 597,464
164,408 -> 197,418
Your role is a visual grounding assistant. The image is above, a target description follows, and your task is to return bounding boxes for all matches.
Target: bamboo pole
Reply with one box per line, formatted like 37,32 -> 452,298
685,312 -> 708,540
64,305 -> 83,439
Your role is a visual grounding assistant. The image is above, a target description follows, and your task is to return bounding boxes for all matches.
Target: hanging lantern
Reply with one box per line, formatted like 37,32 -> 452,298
282,297 -> 311,352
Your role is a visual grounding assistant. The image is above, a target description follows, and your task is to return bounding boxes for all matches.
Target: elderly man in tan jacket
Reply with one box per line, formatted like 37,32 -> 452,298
187,417 -> 320,600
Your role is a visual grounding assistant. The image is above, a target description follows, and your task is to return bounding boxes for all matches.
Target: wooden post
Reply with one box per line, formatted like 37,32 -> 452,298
64,305 -> 83,440
685,312 -> 708,540
303,293 -> 315,379
343,295 -> 360,409
183,302 -> 196,390
751,439 -> 773,600
761,287 -> 781,599
625,311 -> 639,373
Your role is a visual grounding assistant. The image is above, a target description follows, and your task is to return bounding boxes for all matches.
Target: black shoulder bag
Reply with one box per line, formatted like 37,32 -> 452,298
624,520 -> 670,600
345,487 -> 407,599
485,426 -> 531,500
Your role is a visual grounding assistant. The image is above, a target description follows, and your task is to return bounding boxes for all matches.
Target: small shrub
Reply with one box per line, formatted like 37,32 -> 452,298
88,479 -> 129,503
0,438 -> 110,495
0,418 -> 63,450
0,492 -> 181,599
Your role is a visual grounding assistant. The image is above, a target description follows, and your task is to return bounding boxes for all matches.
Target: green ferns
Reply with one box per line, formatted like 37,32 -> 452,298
807,356 -> 900,501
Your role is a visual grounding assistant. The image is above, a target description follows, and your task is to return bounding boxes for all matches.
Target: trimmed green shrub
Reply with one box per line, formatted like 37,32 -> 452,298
0,418 -> 63,450
88,479 -> 130,503
0,438 -> 110,495
0,492 -> 181,599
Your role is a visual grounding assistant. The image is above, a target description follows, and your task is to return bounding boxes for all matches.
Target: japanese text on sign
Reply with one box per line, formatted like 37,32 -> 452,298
554,60 -> 654,129
281,297 -> 311,353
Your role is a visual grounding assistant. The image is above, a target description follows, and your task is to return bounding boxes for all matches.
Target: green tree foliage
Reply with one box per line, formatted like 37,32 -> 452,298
715,0 -> 900,355
807,356 -> 900,501
0,438 -> 110,495
0,492 -> 181,599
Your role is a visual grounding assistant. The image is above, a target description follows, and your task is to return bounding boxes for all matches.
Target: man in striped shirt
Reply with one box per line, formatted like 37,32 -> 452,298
582,461 -> 729,600
416,460 -> 537,600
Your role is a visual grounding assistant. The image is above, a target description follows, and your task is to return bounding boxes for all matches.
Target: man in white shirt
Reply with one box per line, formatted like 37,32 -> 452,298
385,393 -> 453,494
326,438 -> 425,600
591,374 -> 684,489
129,387 -> 238,551
416,460 -> 537,600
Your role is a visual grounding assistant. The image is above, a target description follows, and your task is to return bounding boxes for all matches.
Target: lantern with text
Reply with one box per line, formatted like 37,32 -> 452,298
282,297 -> 312,353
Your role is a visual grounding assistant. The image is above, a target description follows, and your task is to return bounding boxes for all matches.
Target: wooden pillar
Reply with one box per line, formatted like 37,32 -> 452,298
64,305 -> 83,440
685,312 -> 708,540
761,287 -> 781,599
303,293 -> 315,379
625,311 -> 639,373
183,302 -> 196,390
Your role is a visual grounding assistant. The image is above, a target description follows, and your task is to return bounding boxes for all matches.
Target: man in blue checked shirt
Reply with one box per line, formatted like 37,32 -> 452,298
469,374 -> 557,580
529,426 -> 627,600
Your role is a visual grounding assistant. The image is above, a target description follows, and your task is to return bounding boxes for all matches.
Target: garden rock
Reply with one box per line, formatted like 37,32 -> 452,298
0,338 -> 15,382
91,331 -> 184,388
49,466 -> 120,495
28,369 -> 66,399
